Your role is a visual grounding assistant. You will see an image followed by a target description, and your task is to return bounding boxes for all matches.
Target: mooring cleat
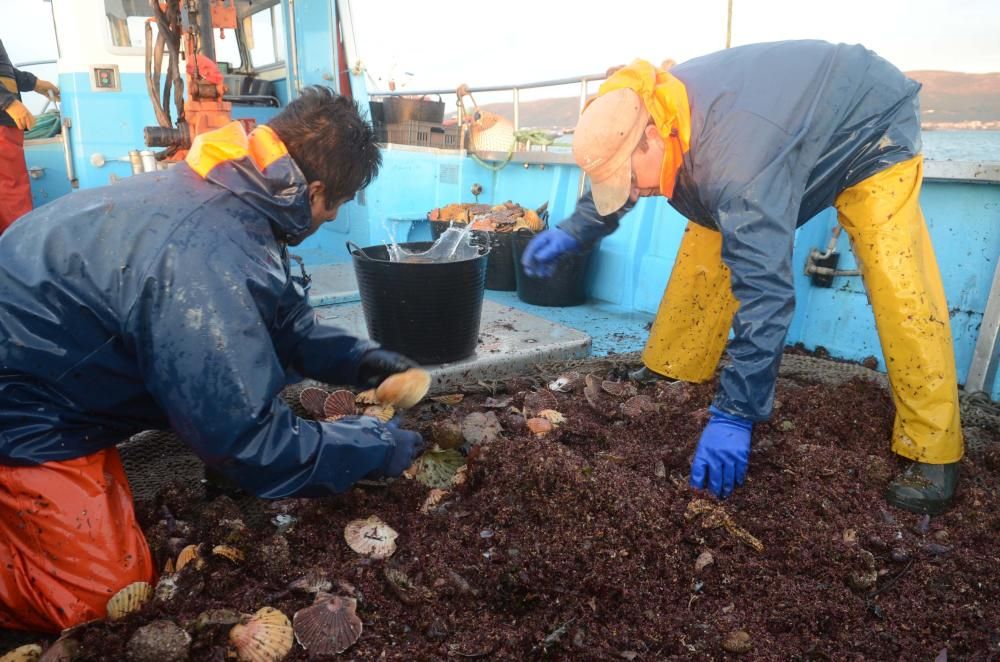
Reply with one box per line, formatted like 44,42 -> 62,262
884,461 -> 960,516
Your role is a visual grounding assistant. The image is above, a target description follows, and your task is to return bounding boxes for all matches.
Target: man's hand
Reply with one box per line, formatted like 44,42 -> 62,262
371,422 -> 425,478
521,228 -> 581,278
4,100 -> 34,131
33,79 -> 60,101
689,406 -> 752,498
357,348 -> 418,388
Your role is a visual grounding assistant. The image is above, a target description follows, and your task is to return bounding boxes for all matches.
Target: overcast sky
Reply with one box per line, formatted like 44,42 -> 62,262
4,0 -> 998,103
349,0 -> 1000,96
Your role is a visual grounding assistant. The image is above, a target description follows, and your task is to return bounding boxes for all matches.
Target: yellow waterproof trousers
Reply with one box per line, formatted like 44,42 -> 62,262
641,156 -> 963,463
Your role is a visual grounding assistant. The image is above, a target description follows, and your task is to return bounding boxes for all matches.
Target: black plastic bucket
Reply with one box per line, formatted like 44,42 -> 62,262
350,241 -> 488,364
429,221 -> 516,291
511,230 -> 594,307
382,96 -> 445,124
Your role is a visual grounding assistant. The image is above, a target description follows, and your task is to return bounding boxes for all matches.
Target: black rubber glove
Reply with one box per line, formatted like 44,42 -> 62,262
357,348 -> 419,388
369,423 -> 425,478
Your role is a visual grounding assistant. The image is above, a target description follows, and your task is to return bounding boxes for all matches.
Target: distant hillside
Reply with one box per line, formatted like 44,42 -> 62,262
908,71 -> 1000,127
461,71 -> 1000,131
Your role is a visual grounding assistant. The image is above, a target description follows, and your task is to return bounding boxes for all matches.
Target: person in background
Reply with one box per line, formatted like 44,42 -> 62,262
0,86 -> 424,632
0,38 -> 59,232
522,41 -> 963,516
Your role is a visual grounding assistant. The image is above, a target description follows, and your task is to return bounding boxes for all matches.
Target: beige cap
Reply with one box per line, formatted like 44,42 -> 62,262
572,88 -> 649,215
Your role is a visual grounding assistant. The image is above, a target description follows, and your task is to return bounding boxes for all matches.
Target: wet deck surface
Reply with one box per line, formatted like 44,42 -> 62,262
307,263 -> 655,366
313,299 -> 592,391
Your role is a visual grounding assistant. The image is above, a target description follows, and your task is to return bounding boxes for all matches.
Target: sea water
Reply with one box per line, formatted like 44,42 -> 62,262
922,130 -> 1000,162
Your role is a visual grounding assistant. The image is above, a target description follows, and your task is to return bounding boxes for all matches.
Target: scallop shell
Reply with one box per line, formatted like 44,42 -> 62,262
375,368 -> 431,408
536,409 -> 566,425
324,390 -> 358,419
190,608 -> 242,631
430,419 -> 465,450
344,516 -> 399,560
176,544 -> 203,571
525,417 -> 554,437
547,371 -> 582,392
583,378 -> 618,419
228,607 -> 294,662
162,557 -> 176,575
451,465 -> 469,487
288,569 -> 332,595
0,645 -> 42,662
212,545 -> 245,563
520,209 -> 545,232
383,567 -> 429,605
430,393 -> 464,406
298,387 -> 329,418
411,448 -> 466,489
722,630 -> 753,654
37,636 -> 78,662
601,380 -> 638,398
126,620 -> 191,662
420,488 -> 451,514
363,404 -> 395,422
621,395 -> 659,420
522,389 -> 558,416
655,380 -> 693,406
106,581 -> 154,620
461,411 -> 502,446
292,594 -> 363,655
355,389 -> 379,405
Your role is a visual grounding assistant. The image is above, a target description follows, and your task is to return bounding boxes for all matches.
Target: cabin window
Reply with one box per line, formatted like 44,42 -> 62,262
246,5 -> 286,69
103,0 -> 242,70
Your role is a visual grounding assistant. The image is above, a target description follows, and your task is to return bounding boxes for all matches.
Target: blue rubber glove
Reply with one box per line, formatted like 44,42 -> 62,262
521,228 -> 581,278
689,406 -> 753,499
371,422 -> 425,478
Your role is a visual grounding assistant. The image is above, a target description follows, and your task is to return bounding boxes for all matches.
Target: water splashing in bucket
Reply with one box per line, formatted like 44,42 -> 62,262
385,221 -> 482,263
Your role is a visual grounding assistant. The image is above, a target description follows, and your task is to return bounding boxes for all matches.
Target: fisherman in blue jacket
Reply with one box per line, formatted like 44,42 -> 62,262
0,86 -> 423,632
522,41 -> 963,515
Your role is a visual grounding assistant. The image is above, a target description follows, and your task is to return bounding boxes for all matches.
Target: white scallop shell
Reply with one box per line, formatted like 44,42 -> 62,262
344,516 -> 399,560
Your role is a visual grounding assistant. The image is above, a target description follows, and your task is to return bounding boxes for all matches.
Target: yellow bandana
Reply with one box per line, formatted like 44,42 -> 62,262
598,59 -> 691,197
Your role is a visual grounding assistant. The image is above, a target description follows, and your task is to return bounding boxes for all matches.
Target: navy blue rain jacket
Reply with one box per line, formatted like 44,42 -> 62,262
0,123 -> 396,498
560,40 -> 921,421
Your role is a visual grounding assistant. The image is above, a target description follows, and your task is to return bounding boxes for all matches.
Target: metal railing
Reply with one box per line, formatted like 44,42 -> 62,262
369,72 -> 608,132
13,59 -> 58,68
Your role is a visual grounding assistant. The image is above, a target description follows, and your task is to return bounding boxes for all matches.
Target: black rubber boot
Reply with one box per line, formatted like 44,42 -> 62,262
628,366 -> 661,384
884,461 -> 960,515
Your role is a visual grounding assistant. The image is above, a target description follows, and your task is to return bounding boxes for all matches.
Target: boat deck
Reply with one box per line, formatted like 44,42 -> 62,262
307,264 -> 654,390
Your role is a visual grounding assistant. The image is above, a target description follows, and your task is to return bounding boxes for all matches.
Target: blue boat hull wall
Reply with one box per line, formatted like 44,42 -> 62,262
336,148 -> 1000,400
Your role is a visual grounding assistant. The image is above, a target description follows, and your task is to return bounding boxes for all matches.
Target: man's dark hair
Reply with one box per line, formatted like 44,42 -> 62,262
268,86 -> 381,204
